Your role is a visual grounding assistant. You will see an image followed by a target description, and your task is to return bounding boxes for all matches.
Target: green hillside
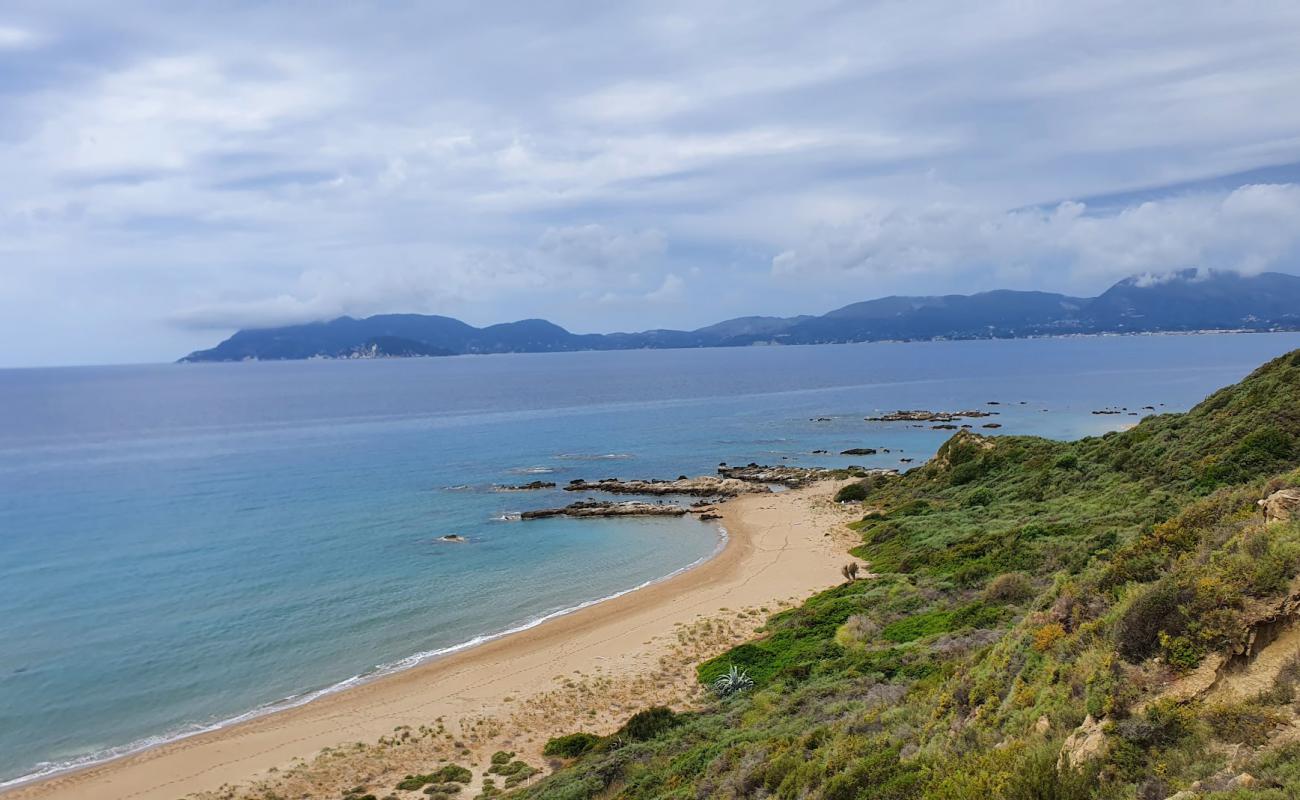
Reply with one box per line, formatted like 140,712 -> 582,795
515,351 -> 1300,799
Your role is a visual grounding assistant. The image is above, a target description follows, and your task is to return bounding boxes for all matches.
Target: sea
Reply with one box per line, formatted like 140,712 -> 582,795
3,332 -> 1300,785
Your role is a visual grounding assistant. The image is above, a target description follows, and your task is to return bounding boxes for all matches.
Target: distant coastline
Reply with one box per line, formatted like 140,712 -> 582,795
179,269 -> 1300,362
184,325 -> 1300,365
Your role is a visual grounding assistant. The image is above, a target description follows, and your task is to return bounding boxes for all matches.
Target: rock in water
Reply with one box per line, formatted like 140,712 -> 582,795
494,480 -> 558,491
563,476 -> 769,497
521,501 -> 693,520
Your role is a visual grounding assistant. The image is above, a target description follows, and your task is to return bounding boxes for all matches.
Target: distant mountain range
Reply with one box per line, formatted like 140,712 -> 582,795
179,269 -> 1300,362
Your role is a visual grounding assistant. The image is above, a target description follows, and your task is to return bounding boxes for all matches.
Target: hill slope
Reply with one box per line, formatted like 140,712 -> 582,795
515,350 -> 1300,799
179,270 -> 1300,361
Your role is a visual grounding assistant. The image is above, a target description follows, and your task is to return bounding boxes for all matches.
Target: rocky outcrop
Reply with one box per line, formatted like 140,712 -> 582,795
1259,488 -> 1300,524
520,501 -> 698,520
494,481 -> 557,491
866,409 -> 997,422
1058,714 -> 1107,771
840,448 -> 877,455
564,476 -> 770,498
712,463 -> 883,489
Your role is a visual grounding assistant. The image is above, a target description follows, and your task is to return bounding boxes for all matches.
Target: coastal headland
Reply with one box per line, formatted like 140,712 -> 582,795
5,481 -> 864,800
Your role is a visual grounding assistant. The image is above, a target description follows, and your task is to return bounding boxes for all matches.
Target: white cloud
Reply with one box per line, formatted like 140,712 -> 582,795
0,24 -> 37,48
537,224 -> 666,269
645,272 -> 684,303
32,54 -> 345,175
4,1 -> 1300,363
772,184 -> 1300,291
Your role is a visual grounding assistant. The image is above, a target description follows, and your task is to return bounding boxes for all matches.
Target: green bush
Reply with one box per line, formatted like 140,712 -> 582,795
542,732 -> 601,758
619,707 -> 680,741
1114,699 -> 1194,748
1116,582 -> 1186,663
982,572 -> 1033,604
834,480 -> 870,503
1158,632 -> 1202,670
1204,701 -> 1287,745
891,499 -> 933,517
880,602 -> 1002,643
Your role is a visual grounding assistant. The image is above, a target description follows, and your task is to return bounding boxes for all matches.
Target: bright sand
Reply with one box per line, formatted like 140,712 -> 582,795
7,482 -> 862,800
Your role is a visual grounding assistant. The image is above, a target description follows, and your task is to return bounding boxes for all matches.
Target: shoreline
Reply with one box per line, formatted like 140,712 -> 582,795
4,481 -> 861,800
0,524 -> 730,792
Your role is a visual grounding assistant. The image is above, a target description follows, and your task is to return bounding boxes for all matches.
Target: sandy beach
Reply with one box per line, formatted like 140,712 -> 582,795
6,481 -> 862,800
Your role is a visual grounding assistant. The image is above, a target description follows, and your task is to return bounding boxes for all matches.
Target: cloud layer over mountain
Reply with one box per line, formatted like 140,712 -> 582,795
3,1 -> 1300,364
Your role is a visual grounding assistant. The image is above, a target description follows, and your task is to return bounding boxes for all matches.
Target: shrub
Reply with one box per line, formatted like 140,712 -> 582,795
1204,701 -> 1287,745
966,487 -> 996,506
1084,658 -> 1121,718
983,572 -> 1033,604
397,764 -> 472,790
1116,582 -> 1186,663
542,732 -> 601,758
892,499 -> 931,516
1032,623 -> 1066,652
397,776 -> 431,791
435,765 -> 472,784
882,610 -> 954,643
835,614 -> 880,649
834,481 -> 871,503
1158,632 -> 1201,670
620,706 -> 680,741
1114,699 -> 1193,748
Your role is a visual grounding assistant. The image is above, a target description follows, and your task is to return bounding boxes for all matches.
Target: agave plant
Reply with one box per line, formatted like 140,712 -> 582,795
712,664 -> 755,697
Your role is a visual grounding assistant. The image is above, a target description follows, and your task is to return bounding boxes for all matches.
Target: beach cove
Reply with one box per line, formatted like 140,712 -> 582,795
7,482 -> 862,800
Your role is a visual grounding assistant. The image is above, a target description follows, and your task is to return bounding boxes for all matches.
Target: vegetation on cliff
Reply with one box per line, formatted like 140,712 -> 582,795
514,350 -> 1300,799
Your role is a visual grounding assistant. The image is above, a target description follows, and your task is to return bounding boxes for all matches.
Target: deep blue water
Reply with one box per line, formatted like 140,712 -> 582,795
3,333 -> 1300,784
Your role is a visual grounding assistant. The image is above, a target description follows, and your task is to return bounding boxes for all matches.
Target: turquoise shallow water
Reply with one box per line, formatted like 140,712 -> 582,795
3,333 -> 1300,784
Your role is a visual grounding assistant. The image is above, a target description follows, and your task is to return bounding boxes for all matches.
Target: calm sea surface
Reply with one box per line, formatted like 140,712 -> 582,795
3,333 -> 1300,783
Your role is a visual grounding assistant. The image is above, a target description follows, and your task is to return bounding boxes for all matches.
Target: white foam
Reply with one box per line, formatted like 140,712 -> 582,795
553,453 -> 633,460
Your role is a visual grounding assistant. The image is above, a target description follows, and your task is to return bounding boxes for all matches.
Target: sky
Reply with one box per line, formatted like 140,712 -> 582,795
3,2 -> 1300,366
